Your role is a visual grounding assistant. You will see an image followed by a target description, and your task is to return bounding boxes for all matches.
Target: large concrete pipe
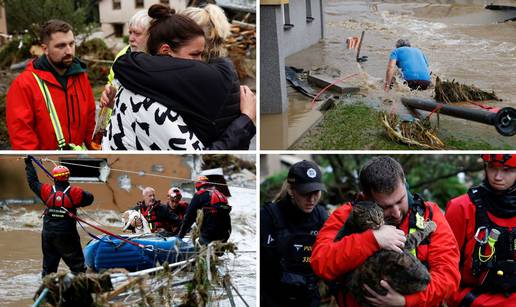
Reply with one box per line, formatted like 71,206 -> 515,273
401,97 -> 516,136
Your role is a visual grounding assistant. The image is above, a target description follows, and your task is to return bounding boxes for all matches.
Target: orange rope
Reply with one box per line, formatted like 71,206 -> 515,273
426,103 -> 445,119
310,73 -> 360,109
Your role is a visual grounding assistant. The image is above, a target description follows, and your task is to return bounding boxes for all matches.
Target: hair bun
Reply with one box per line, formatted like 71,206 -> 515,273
148,4 -> 176,20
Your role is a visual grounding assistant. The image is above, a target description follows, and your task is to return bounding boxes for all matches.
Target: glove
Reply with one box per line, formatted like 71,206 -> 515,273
25,155 -> 34,164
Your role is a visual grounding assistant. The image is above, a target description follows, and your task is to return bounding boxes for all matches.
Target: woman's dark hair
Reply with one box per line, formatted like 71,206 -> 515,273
147,4 -> 205,55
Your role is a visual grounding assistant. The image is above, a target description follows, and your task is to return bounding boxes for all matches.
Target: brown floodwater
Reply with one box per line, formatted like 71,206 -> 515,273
0,185 -> 257,306
262,0 -> 516,149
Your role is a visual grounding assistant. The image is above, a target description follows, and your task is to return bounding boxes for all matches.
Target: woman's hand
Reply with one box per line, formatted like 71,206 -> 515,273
240,85 -> 256,124
100,84 -> 116,108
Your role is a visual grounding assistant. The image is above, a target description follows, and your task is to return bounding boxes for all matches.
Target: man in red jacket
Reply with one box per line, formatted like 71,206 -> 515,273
445,154 -> 516,307
311,156 -> 460,307
6,19 -> 96,150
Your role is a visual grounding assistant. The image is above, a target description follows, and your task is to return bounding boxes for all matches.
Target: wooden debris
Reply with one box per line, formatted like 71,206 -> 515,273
225,21 -> 256,80
434,76 -> 500,103
380,112 -> 445,149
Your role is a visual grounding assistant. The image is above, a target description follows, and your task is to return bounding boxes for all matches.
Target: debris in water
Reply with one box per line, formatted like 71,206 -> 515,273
380,112 -> 445,149
434,76 -> 500,103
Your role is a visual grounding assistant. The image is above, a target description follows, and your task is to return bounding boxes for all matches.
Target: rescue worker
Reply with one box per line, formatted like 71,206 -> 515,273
166,187 -> 189,220
384,38 -> 431,91
261,160 -> 329,307
177,176 -> 231,245
6,20 -> 96,150
131,187 -> 180,234
155,187 -> 189,235
445,154 -> 516,306
24,155 -> 94,277
311,156 -> 460,306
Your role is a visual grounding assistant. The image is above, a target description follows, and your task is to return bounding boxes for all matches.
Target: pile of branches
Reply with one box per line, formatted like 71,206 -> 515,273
380,112 -> 445,149
225,21 -> 256,80
434,76 -> 500,103
33,241 -> 239,307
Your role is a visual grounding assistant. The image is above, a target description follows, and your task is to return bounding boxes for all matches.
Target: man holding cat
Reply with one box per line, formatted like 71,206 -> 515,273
311,156 -> 460,306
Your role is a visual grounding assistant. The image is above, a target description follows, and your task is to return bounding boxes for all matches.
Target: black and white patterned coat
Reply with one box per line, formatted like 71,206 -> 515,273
104,86 -> 204,151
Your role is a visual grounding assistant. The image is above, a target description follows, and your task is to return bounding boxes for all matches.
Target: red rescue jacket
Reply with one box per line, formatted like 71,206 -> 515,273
446,193 -> 516,307
6,58 -> 96,149
311,201 -> 460,307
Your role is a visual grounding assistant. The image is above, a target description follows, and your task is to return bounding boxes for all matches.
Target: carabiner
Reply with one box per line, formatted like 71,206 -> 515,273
474,226 -> 489,244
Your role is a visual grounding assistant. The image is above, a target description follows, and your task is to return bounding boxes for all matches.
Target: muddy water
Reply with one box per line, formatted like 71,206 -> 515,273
0,186 -> 256,306
272,0 -> 516,148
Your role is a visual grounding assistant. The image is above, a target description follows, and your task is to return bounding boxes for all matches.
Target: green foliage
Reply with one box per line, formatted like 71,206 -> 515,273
3,0 -> 89,38
262,155 -> 485,211
0,34 -> 35,68
260,170 -> 288,206
0,92 -> 8,149
76,38 -> 114,60
75,38 -> 114,86
293,102 -> 499,150
123,35 -> 129,45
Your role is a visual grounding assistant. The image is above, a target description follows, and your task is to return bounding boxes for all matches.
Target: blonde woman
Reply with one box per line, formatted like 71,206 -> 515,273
182,4 -> 230,61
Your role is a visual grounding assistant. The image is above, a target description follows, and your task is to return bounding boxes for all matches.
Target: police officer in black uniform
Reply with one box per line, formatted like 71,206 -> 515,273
178,176 -> 232,245
260,160 -> 328,307
25,156 -> 94,277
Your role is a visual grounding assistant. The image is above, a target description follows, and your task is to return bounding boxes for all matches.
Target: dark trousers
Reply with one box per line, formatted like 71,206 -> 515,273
406,80 -> 431,90
41,230 -> 86,277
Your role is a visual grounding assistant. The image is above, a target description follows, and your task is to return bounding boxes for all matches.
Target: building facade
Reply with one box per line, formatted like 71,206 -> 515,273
261,0 -> 324,114
99,0 -> 187,37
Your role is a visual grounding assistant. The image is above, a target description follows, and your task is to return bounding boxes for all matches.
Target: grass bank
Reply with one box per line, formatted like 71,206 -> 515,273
292,102 -> 496,150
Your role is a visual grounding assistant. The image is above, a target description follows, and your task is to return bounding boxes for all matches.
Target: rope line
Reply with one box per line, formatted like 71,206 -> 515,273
310,73 -> 360,109
37,157 -> 255,190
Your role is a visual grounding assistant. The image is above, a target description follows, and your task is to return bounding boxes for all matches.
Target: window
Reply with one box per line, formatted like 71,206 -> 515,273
113,23 -> 124,37
135,0 -> 144,8
160,0 -> 170,5
112,0 -> 121,10
306,0 -> 314,23
282,3 -> 294,30
59,158 -> 109,182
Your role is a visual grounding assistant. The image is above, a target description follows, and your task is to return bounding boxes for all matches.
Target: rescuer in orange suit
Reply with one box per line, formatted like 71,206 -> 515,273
311,156 -> 461,306
445,154 -> 516,307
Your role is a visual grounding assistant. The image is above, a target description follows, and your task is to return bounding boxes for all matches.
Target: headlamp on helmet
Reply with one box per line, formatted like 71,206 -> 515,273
52,165 -> 70,181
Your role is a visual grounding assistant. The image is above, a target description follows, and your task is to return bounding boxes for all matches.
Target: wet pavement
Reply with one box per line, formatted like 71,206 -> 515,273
262,0 -> 516,149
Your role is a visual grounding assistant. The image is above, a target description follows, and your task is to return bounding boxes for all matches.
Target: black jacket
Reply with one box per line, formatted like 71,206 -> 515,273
113,53 -> 245,147
178,188 -> 231,242
132,201 -> 181,232
260,197 -> 328,307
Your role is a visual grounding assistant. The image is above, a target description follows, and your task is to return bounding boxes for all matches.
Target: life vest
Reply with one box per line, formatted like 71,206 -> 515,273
137,203 -> 160,232
174,200 -> 189,220
43,186 -> 73,218
264,201 -> 326,290
407,193 -> 434,257
468,186 -> 515,277
201,189 -> 231,216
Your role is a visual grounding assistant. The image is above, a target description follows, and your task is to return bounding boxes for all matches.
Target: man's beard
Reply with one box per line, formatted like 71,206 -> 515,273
51,56 -> 73,69
384,213 -> 404,226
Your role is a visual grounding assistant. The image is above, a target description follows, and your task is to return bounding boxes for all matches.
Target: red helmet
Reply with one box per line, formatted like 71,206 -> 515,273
168,187 -> 182,200
481,154 -> 516,168
52,165 -> 70,181
195,176 -> 210,190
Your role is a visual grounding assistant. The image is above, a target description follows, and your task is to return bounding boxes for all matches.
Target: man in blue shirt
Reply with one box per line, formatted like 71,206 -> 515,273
384,39 -> 431,91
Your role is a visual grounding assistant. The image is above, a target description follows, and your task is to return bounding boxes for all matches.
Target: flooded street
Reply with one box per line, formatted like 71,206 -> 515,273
265,0 -> 516,148
0,186 -> 256,306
